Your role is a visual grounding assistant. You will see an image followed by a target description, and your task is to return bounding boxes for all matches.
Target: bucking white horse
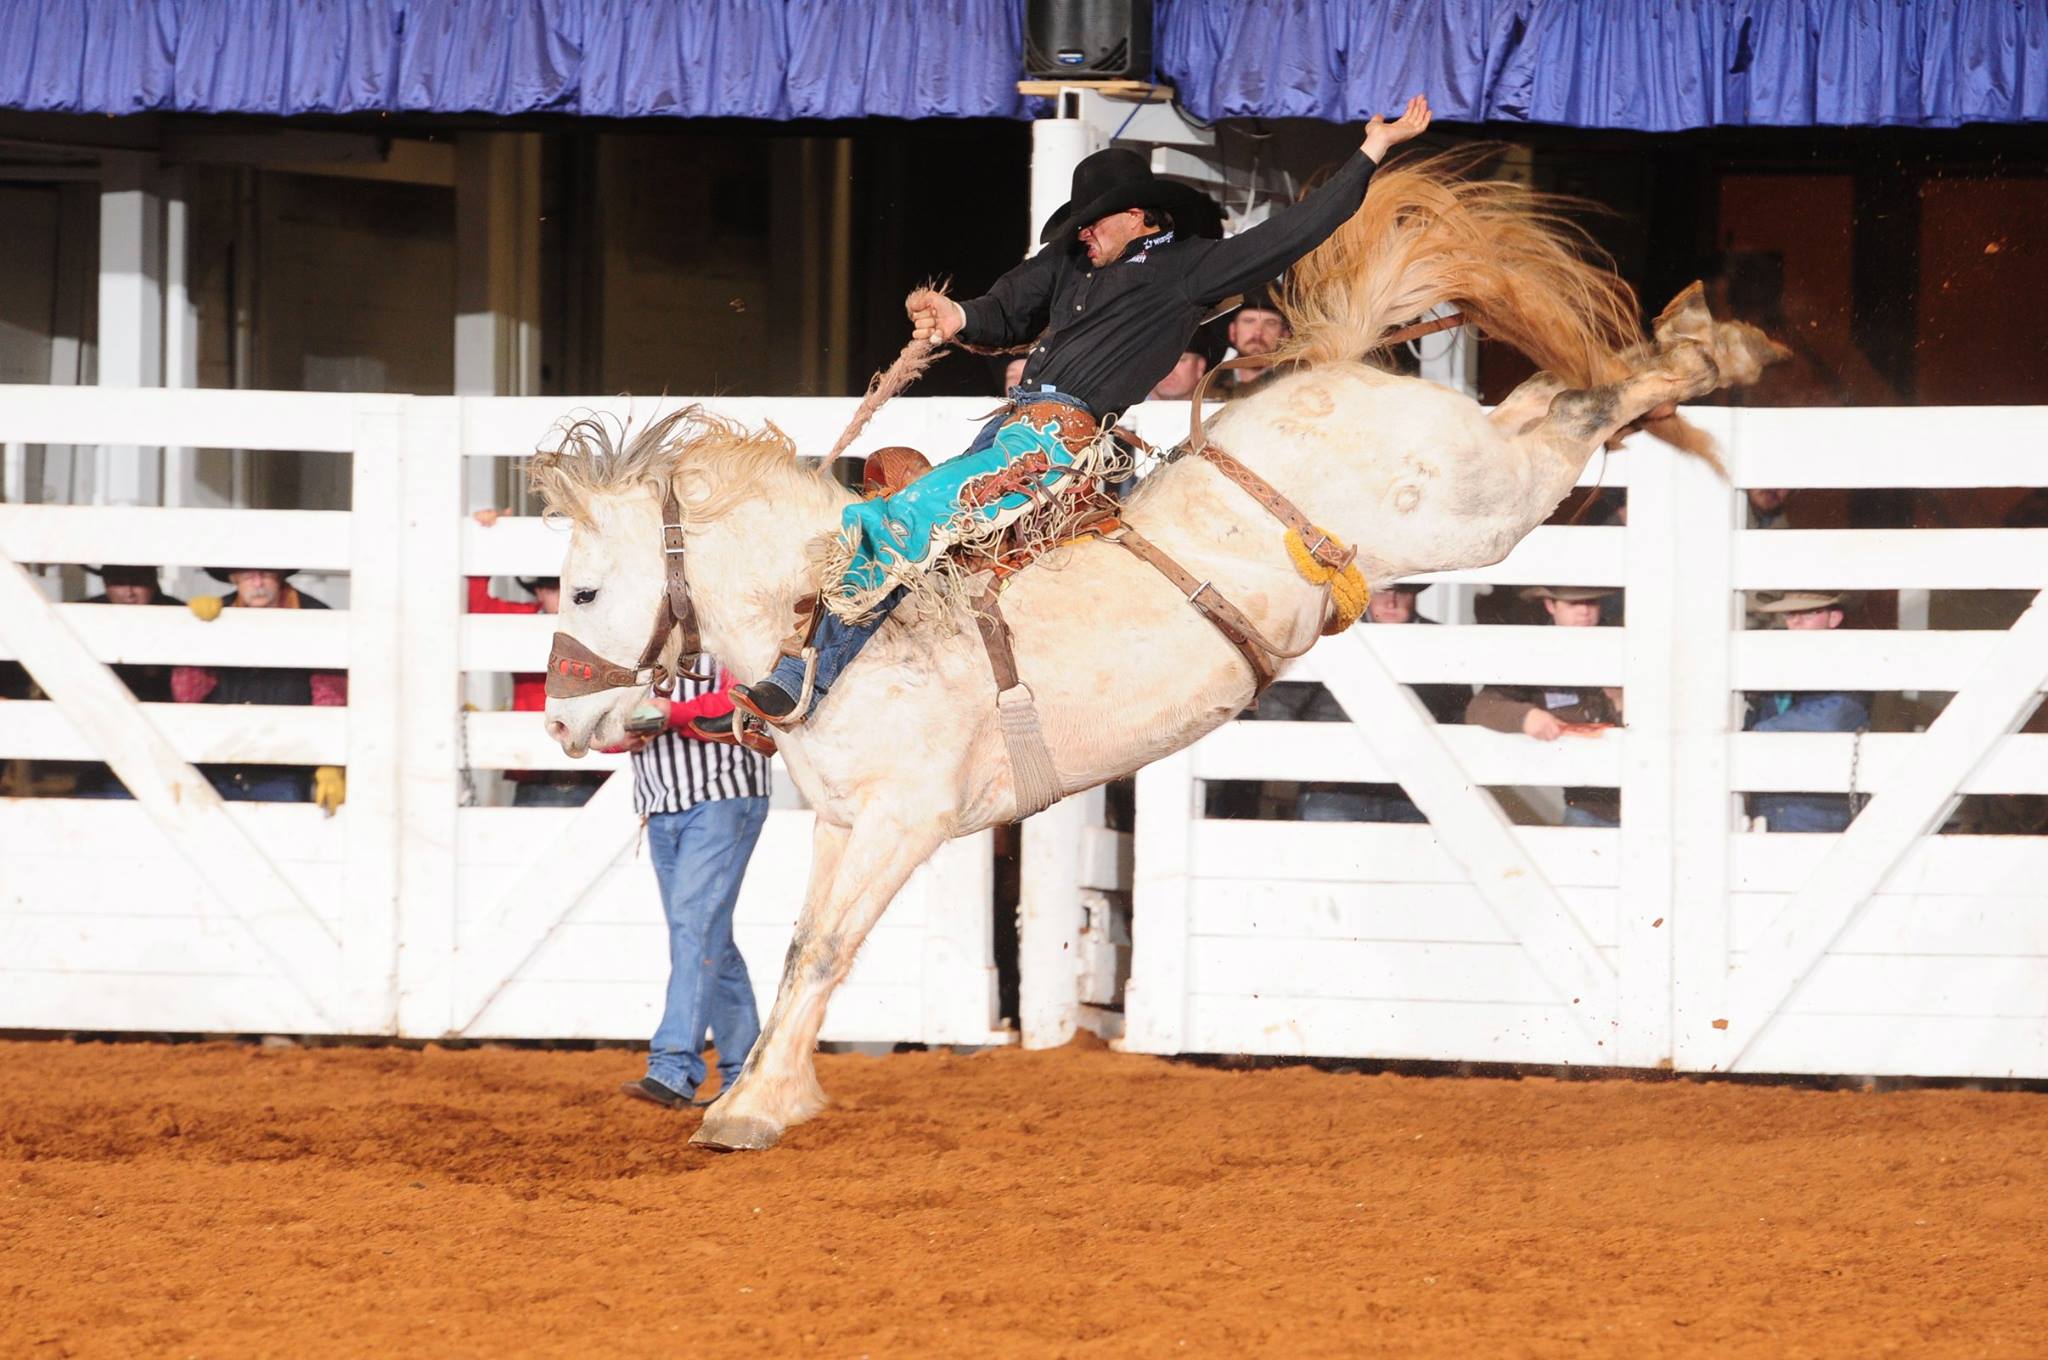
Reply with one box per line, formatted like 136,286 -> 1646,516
533,154 -> 1787,1150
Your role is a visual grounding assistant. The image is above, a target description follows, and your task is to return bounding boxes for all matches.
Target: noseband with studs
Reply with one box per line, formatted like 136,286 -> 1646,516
544,486 -> 709,700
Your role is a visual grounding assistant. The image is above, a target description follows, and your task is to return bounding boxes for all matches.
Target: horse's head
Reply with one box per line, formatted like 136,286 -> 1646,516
539,485 -> 684,756
527,410 -> 711,757
528,403 -> 846,754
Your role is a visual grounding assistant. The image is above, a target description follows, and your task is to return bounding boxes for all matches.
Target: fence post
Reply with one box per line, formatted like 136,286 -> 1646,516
1617,449 -> 1680,1065
1668,412 -> 1741,1070
919,830 -> 1002,1045
1016,788 -> 1103,1048
393,397 -> 466,1037
1124,747 -> 1196,1054
342,403 -> 407,1032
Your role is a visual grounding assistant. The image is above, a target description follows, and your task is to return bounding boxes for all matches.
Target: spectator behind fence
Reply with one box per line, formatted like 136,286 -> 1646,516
1466,585 -> 1622,828
1261,583 -> 1468,822
175,567 -> 347,811
613,663 -> 772,1111
1147,318 -> 1230,403
1747,487 -> 1795,530
1220,285 -> 1291,402
1744,591 -> 1871,833
72,564 -> 184,799
468,507 -> 608,808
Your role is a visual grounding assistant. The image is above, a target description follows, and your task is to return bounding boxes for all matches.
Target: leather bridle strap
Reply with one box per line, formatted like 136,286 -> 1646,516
656,486 -> 709,683
545,485 -> 707,700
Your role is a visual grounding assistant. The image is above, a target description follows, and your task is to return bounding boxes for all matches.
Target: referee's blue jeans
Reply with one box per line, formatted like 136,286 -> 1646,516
644,794 -> 770,1095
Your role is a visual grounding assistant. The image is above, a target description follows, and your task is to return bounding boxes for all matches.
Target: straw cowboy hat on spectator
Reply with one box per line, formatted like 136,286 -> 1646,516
1519,585 -> 1617,602
1748,590 -> 1844,613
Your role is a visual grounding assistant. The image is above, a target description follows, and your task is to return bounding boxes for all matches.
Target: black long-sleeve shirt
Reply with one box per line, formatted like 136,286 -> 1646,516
956,151 -> 1379,418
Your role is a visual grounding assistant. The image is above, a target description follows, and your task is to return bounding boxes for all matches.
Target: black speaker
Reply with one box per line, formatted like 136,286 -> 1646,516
1024,0 -> 1153,81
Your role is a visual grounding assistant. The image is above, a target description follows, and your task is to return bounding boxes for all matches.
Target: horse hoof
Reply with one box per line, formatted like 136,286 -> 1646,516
691,1115 -> 783,1152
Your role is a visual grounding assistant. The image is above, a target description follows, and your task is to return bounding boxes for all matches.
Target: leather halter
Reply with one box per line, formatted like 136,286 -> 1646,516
544,486 -> 709,700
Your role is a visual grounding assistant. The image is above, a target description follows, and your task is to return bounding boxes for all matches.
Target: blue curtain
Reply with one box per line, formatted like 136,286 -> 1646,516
0,0 -> 2039,127
0,0 -> 1028,119
1158,0 -> 2047,130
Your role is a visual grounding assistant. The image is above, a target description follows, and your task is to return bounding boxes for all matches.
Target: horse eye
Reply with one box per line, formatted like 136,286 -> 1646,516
572,588 -> 597,606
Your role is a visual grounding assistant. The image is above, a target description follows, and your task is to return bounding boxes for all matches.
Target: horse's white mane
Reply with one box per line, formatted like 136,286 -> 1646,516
528,404 -> 841,527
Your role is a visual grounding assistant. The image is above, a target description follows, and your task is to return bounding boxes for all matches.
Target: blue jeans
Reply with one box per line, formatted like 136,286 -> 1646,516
205,766 -> 307,802
1298,787 -> 1428,823
645,795 -> 770,1094
1749,794 -> 1854,833
1562,803 -> 1618,829
511,777 -> 600,808
765,386 -> 1093,714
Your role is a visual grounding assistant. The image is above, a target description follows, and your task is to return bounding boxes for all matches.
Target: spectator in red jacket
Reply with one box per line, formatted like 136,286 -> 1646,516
470,507 -> 600,806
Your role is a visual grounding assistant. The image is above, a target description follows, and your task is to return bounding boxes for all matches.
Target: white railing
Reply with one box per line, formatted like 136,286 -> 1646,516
1119,404 -> 2048,1079
4,387 -> 2045,1079
0,387 -> 1033,1044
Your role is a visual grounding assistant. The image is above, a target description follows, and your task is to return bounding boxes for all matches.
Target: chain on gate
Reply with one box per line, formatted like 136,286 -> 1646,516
1847,725 -> 1869,822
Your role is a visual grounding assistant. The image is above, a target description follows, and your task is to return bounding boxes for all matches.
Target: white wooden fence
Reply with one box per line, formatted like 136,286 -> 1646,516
1114,405 -> 2048,1079
0,387 -> 1022,1044
4,389 -> 2045,1080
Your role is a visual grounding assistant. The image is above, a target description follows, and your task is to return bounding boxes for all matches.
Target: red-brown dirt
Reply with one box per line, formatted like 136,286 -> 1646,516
2,1037 -> 2044,1358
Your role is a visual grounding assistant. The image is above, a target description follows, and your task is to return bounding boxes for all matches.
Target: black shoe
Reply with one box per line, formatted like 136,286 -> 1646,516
694,712 -> 735,735
732,679 -> 798,722
619,1076 -> 694,1110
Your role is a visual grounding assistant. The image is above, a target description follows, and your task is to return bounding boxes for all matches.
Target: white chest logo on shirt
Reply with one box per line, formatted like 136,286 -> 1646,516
1542,690 -> 1582,710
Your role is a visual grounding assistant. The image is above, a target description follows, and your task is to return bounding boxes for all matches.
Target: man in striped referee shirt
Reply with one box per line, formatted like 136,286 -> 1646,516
614,665 -> 772,1110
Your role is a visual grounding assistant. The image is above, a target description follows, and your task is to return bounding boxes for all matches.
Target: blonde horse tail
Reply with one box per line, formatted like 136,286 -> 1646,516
1272,146 -> 1718,459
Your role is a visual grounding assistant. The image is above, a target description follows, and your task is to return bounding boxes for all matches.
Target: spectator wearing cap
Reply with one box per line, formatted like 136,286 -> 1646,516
1744,591 -> 1871,833
70,564 -> 184,798
1259,583 -> 1468,822
1220,285 -> 1292,402
174,568 -> 347,809
1466,586 -> 1623,828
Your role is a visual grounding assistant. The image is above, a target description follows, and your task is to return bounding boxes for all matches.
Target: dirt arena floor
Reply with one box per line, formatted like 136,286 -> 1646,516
3,1038 -> 2044,1358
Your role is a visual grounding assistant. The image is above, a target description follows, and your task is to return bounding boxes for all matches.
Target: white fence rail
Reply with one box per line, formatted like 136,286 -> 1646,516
4,388 -> 2046,1080
1121,404 -> 2048,1079
0,386 -> 1018,1045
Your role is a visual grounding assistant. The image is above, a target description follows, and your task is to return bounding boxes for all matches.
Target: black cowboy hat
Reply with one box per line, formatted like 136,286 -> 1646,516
206,567 -> 299,583
1236,283 -> 1285,317
1038,147 -> 1224,245
86,564 -> 162,585
1186,317 -> 1230,369
517,576 -> 562,594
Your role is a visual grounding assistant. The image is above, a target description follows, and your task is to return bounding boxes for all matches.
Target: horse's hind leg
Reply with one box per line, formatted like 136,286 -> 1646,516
693,809 -> 951,1151
1517,338 -> 1721,476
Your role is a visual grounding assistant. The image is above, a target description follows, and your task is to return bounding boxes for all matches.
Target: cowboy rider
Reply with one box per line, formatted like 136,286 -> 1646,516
727,95 -> 1433,732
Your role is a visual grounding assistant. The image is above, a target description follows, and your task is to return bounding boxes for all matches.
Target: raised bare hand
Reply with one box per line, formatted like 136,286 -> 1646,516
1362,94 -> 1432,163
906,288 -> 966,345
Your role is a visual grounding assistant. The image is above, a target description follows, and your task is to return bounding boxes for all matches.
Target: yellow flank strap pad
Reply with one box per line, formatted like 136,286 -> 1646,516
1285,526 -> 1369,634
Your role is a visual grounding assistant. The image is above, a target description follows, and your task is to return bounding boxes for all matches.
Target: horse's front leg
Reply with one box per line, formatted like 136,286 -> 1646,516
694,807 -> 952,1151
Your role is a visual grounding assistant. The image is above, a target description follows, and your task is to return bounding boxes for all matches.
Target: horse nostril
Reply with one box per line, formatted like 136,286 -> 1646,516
544,717 -> 569,743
